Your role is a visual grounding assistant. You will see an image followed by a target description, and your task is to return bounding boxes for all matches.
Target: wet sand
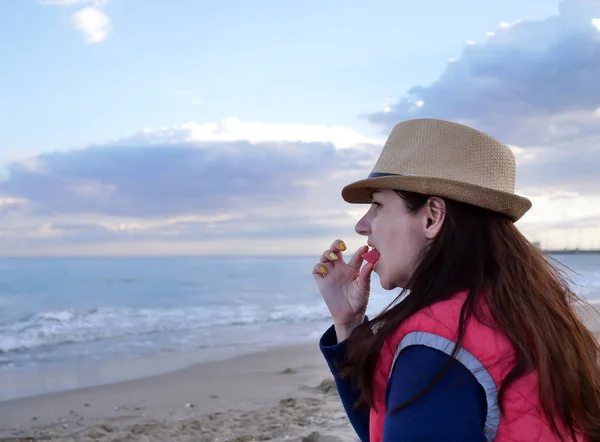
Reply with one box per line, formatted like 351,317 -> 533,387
0,342 -> 358,441
2,301 -> 599,442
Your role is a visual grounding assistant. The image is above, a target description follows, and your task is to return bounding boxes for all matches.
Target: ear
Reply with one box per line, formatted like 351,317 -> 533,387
422,197 -> 446,239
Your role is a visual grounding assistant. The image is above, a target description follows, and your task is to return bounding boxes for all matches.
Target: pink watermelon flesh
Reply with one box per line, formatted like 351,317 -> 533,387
362,249 -> 380,264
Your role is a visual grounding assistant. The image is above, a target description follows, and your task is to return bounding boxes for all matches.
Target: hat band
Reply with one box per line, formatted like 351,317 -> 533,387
368,172 -> 408,178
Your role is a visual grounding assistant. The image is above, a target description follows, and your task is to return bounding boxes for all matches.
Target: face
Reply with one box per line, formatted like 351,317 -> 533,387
354,189 -> 444,290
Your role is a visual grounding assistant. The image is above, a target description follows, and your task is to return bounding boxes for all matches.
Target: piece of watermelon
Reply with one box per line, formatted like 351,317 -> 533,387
361,248 -> 380,264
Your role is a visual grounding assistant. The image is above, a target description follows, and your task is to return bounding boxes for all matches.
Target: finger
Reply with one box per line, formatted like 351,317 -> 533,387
348,245 -> 369,271
312,262 -> 332,277
357,262 -> 374,292
329,239 -> 347,253
320,248 -> 341,263
320,240 -> 347,262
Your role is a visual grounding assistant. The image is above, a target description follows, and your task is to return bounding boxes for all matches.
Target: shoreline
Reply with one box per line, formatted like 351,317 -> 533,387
3,303 -> 599,441
0,340 -> 358,441
0,318 -> 334,403
0,337 -> 316,403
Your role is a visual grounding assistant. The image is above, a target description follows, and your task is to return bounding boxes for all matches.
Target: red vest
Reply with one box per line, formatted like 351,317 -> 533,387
369,291 -> 586,441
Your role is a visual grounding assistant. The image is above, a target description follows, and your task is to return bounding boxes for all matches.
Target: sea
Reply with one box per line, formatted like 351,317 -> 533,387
0,254 -> 598,401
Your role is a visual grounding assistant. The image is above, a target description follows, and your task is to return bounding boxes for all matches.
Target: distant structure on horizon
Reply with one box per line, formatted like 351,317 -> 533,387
530,240 -> 600,254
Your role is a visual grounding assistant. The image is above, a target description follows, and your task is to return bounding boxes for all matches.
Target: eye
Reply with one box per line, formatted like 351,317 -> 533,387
370,199 -> 381,208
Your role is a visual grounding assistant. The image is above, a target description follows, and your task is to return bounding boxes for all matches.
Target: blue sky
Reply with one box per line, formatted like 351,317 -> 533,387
0,0 -> 599,256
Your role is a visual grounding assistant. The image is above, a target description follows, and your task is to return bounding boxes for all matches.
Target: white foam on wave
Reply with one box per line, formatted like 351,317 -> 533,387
0,302 -> 335,354
0,269 -> 595,358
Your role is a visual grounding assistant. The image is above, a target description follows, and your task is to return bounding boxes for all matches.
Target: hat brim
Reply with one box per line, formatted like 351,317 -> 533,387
341,175 -> 532,222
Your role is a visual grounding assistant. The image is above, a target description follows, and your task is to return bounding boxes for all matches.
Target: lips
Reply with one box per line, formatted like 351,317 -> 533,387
361,248 -> 380,264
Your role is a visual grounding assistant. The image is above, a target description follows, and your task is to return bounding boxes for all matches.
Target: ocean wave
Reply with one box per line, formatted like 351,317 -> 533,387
2,275 -> 595,357
0,303 -> 332,354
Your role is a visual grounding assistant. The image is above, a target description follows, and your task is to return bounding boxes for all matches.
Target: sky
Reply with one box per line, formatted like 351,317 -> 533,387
0,0 -> 599,256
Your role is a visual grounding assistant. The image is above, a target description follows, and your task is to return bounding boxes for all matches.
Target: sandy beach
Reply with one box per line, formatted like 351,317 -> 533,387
2,301 -> 599,442
0,342 -> 357,442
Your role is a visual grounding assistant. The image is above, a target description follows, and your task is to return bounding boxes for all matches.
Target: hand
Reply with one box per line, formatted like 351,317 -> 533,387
312,240 -> 374,329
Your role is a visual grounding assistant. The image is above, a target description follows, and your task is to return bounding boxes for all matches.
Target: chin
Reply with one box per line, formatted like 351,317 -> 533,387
378,275 -> 396,291
376,262 -> 404,291
377,270 -> 405,291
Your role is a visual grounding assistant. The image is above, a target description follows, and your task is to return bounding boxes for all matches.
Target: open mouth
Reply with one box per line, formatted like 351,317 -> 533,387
361,247 -> 380,264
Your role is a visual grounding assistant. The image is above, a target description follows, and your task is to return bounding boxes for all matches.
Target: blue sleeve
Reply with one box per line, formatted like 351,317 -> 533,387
320,324 -> 487,442
383,345 -> 488,441
319,322 -> 370,442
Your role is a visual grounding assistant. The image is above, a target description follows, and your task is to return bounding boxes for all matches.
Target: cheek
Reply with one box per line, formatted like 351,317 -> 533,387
388,223 -> 424,267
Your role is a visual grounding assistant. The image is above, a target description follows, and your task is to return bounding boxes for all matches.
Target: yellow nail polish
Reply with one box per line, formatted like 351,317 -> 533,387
320,265 -> 328,274
339,241 -> 347,251
329,252 -> 338,260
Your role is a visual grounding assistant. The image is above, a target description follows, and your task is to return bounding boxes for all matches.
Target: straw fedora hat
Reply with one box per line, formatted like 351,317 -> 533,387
341,118 -> 532,221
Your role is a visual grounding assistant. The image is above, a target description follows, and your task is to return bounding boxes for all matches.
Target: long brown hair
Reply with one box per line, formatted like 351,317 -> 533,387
339,190 -> 600,441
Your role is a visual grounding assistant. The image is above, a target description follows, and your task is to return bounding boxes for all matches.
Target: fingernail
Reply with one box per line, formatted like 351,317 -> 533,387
329,252 -> 338,260
339,241 -> 347,251
320,265 -> 328,274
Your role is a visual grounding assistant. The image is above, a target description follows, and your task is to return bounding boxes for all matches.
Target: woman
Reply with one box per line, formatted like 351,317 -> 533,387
312,118 -> 600,441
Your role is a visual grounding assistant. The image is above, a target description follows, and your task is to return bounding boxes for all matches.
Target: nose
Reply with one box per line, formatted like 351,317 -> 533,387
355,210 -> 371,236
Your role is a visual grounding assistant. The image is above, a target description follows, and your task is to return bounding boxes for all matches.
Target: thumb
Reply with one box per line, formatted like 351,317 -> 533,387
357,262 -> 374,293
348,245 -> 368,272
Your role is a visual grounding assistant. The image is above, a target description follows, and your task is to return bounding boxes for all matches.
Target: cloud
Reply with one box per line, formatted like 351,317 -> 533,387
366,0 -> 600,201
19,209 -> 353,244
0,120 -> 381,250
70,5 -> 111,43
42,0 -> 111,44
2,142 -> 326,217
110,117 -> 382,149
17,0 -> 600,254
0,105 -> 596,253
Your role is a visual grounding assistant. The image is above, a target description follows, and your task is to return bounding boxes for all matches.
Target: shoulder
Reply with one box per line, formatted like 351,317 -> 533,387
387,344 -> 487,401
377,292 -> 506,441
384,344 -> 488,440
381,291 -> 470,360
384,291 -> 512,385
385,290 -> 510,361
